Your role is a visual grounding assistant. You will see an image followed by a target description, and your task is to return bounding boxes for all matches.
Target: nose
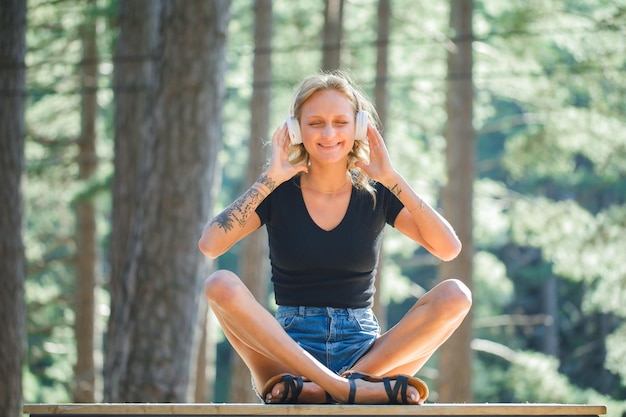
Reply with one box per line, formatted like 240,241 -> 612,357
322,124 -> 335,138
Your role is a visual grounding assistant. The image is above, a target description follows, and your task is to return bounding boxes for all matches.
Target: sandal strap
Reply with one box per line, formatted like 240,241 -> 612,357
342,371 -> 423,405
283,375 -> 303,404
382,377 -> 394,404
383,375 -> 409,404
398,375 -> 409,403
264,374 -> 303,404
347,377 -> 356,404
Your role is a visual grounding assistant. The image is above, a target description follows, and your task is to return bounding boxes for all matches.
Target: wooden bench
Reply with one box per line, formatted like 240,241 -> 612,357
23,403 -> 608,417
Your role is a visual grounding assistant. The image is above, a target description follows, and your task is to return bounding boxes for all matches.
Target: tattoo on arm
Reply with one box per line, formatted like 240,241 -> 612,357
210,174 -> 276,233
257,173 -> 277,192
389,183 -> 403,198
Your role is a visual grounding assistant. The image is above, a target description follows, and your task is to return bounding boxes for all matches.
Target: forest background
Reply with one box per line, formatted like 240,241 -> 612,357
1,1 -> 625,417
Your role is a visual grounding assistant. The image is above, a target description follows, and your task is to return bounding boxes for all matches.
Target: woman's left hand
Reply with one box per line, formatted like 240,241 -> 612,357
355,124 -> 396,185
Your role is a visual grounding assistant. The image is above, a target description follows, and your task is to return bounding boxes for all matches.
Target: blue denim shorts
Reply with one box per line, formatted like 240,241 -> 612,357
275,306 -> 380,375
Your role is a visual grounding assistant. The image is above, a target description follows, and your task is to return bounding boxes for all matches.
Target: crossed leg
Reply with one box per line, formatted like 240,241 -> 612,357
204,269 -> 471,404
350,278 -> 472,377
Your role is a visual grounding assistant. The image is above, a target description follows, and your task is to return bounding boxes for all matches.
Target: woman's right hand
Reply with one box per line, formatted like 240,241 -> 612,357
265,124 -> 308,184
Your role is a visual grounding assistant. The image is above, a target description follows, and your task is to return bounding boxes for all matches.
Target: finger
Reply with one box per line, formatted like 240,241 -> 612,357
279,125 -> 292,152
369,127 -> 390,156
375,127 -> 386,145
366,125 -> 381,146
271,125 -> 283,146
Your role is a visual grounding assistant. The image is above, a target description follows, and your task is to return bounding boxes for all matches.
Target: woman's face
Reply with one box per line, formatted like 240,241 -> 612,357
299,89 -> 356,165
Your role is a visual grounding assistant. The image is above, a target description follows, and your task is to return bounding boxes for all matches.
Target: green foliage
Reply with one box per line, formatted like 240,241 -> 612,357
379,255 -> 419,305
605,323 -> 626,385
474,179 -> 512,248
24,0 -> 115,403
507,351 -> 626,417
510,198 -> 594,274
510,198 -> 626,321
474,0 -> 626,404
504,107 -> 626,181
473,251 -> 513,319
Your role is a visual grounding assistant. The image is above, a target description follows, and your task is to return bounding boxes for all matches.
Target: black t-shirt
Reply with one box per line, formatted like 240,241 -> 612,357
255,176 -> 404,308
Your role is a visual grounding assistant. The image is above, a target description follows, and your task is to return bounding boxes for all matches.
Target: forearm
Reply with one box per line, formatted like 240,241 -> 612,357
212,173 -> 275,231
381,171 -> 462,260
198,173 -> 276,258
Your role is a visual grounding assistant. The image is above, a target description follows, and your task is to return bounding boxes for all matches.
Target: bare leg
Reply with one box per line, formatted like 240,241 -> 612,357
204,270 -> 330,403
349,279 -> 472,377
204,269 -> 433,404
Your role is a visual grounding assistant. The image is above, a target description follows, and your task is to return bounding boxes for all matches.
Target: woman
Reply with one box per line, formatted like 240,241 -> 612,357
198,71 -> 471,404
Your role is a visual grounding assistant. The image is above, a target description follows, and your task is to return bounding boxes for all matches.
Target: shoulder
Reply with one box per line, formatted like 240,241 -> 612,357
256,176 -> 300,223
275,176 -> 300,198
372,181 -> 405,224
370,181 -> 399,204
266,176 -> 300,199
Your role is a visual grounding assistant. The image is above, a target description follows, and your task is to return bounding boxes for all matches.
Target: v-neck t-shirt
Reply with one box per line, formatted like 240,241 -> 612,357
255,176 -> 404,309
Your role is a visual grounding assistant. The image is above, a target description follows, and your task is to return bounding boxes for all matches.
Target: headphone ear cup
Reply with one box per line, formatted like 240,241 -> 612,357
355,110 -> 369,142
285,116 -> 302,144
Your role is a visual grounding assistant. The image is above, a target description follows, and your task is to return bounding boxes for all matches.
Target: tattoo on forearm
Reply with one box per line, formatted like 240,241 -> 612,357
257,173 -> 277,193
211,174 -> 276,233
389,183 -> 402,198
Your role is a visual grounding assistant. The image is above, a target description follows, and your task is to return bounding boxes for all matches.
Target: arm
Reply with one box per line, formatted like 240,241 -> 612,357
357,125 -> 461,261
383,172 -> 461,261
198,125 -> 307,259
198,174 -> 274,259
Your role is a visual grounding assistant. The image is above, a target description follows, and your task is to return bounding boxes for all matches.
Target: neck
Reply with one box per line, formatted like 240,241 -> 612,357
301,168 -> 351,194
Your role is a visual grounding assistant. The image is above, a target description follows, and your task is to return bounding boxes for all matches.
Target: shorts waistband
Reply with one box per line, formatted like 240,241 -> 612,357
276,305 -> 368,318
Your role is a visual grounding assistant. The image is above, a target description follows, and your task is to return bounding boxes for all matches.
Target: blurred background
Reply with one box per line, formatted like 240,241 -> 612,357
1,0 -> 625,415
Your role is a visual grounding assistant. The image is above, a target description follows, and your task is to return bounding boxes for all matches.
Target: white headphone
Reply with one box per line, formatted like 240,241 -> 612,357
286,110 -> 369,145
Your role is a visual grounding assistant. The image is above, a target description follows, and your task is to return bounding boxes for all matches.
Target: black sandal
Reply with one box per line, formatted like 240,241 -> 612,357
342,371 -> 429,404
262,373 -> 334,404
262,373 -> 304,404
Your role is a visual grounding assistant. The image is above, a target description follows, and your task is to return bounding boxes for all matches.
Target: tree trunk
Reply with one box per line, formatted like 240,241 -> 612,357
374,0 -> 390,130
105,0 -> 230,402
73,1 -> 98,402
321,0 -> 344,70
438,0 -> 475,402
229,0 -> 272,402
194,302 -> 216,402
0,1 -> 27,416
104,0 -> 161,401
372,0 -> 390,331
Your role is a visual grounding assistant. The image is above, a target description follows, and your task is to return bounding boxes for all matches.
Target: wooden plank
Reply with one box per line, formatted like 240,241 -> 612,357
23,403 -> 608,417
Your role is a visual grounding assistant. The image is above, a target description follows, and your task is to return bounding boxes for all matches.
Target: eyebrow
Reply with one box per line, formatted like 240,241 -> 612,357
302,113 -> 353,120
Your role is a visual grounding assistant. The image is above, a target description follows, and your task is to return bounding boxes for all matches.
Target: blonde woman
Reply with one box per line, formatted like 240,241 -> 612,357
199,71 -> 471,404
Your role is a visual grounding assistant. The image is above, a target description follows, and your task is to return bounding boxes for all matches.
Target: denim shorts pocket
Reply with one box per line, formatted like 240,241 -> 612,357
351,308 -> 380,335
277,314 -> 300,330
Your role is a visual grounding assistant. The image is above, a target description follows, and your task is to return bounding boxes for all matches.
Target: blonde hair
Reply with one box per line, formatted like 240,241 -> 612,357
288,71 -> 379,199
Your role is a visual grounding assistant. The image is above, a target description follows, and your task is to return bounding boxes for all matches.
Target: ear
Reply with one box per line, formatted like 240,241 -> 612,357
285,115 -> 302,144
355,110 -> 369,142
